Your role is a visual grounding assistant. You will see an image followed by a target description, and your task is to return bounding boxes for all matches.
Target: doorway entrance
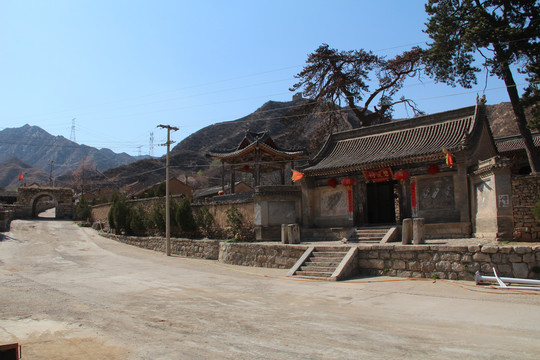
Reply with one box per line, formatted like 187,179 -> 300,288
366,181 -> 396,224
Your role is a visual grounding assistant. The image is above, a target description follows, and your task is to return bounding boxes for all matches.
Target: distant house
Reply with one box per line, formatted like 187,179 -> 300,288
133,177 -> 193,200
193,181 -> 253,201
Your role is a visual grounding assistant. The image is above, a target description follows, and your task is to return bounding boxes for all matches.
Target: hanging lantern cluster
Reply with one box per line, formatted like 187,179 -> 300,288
327,177 -> 338,188
393,169 -> 410,184
341,176 -> 355,187
428,164 -> 439,175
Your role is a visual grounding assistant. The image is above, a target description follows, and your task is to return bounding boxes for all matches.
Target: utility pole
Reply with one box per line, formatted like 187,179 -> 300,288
158,124 -> 178,256
49,160 -> 54,187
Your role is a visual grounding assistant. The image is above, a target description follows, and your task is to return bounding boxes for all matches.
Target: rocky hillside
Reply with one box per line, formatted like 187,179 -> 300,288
89,98 -> 361,189
8,100 -> 530,191
0,125 -> 138,187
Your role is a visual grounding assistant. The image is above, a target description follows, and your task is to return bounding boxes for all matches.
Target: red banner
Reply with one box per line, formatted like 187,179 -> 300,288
347,188 -> 353,212
363,167 -> 393,183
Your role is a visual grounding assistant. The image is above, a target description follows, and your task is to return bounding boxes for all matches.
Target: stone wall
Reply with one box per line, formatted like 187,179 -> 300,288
512,175 -> 540,241
99,232 -> 539,280
101,233 -> 221,260
100,233 -> 306,269
357,244 -> 540,280
218,242 -> 308,268
0,208 -> 14,232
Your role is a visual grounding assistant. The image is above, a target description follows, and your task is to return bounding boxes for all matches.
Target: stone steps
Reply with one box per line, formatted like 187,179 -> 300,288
292,247 -> 349,280
346,226 -> 393,243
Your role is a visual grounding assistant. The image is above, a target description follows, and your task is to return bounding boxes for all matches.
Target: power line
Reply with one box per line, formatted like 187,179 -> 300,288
70,118 -> 77,142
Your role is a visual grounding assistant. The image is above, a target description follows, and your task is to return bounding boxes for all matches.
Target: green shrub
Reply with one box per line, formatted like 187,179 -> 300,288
176,198 -> 197,233
534,198 -> 540,221
149,199 -> 166,235
128,205 -> 146,236
226,206 -> 243,238
196,206 -> 214,237
108,193 -> 129,234
76,198 -> 92,221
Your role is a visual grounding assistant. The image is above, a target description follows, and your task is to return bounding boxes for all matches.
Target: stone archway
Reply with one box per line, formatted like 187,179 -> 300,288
16,187 -> 75,219
31,193 -> 59,218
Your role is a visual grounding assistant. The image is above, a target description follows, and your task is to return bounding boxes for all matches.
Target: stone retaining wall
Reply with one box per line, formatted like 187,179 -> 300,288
101,232 -> 306,269
357,244 -> 540,280
218,242 -> 308,268
101,233 -> 221,260
99,232 -> 540,280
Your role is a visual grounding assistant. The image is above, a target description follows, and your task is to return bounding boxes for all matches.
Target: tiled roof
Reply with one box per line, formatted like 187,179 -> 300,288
304,106 -> 481,176
208,133 -> 306,160
495,133 -> 540,153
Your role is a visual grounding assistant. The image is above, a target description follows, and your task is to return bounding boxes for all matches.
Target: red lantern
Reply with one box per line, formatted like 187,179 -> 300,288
242,165 -> 250,171
341,176 -> 355,187
217,190 -> 224,195
327,177 -> 338,188
394,169 -> 410,184
428,164 -> 439,175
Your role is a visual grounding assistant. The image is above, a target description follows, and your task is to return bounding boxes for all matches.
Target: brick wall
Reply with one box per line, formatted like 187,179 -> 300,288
512,175 -> 540,241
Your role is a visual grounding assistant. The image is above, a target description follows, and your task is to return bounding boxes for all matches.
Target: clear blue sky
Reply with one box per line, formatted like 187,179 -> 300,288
0,0 -> 527,157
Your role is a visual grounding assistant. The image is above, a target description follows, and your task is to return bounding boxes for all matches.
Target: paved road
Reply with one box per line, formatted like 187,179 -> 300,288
1,219 -> 540,359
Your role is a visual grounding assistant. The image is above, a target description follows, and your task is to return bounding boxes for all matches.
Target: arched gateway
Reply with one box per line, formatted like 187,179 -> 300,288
15,187 -> 75,219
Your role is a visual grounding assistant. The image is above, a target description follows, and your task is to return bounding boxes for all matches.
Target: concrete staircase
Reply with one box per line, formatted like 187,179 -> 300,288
343,226 -> 396,243
289,247 -> 351,280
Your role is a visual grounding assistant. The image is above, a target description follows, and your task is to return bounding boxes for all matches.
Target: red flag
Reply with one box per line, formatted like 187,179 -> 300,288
18,172 -> 23,181
442,148 -> 454,168
291,169 -> 304,182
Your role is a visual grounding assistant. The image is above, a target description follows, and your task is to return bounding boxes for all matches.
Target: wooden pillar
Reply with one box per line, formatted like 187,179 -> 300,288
255,149 -> 261,186
280,164 -> 285,185
221,161 -> 225,192
230,165 -> 236,194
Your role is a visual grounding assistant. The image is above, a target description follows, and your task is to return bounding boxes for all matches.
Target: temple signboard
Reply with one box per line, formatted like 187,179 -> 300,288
363,167 -> 393,183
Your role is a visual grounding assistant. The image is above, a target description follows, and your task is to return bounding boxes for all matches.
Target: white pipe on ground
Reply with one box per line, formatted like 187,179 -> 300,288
475,270 -> 540,286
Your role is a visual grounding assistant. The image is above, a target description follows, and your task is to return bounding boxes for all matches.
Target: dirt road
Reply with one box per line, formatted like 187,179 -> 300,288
1,219 -> 540,359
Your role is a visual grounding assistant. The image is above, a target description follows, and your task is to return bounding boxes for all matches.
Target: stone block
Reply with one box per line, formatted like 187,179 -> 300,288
512,263 -> 529,278
417,252 -> 434,261
461,254 -> 473,263
480,263 -> 494,273
421,263 -> 435,272
396,271 -> 412,278
499,246 -> 513,254
514,246 -> 532,255
481,245 -> 499,254
473,253 -> 491,262
441,253 -> 461,262
468,245 -> 481,253
522,253 -> 536,263
435,261 -> 452,272
451,263 -> 465,272
359,259 -> 385,270
407,261 -> 421,271
394,260 -> 406,270
509,254 -> 522,263
448,272 -> 458,280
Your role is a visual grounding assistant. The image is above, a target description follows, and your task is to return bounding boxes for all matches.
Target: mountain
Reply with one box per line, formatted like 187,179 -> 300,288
0,124 -> 138,187
44,100 -> 536,192
0,157 -> 49,188
90,98 -> 362,189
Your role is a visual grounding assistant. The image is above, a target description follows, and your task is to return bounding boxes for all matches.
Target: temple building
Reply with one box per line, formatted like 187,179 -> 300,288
207,131 -> 307,192
299,101 -> 514,240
